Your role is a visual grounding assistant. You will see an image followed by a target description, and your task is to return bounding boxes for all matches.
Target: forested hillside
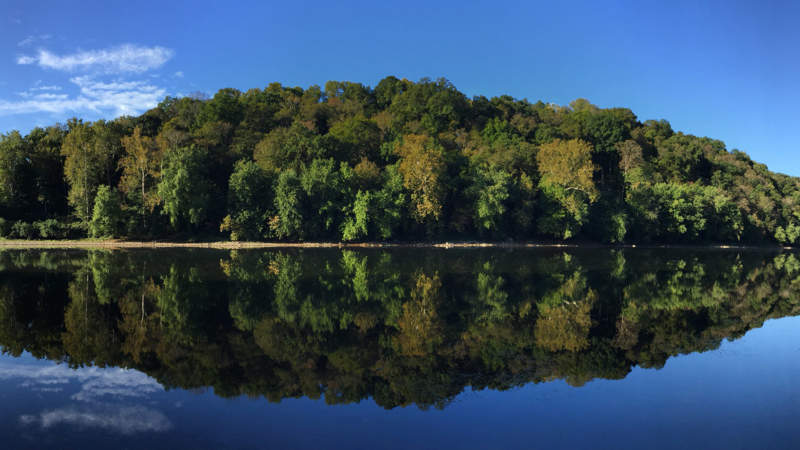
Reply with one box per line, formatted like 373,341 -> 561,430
1,77 -> 798,244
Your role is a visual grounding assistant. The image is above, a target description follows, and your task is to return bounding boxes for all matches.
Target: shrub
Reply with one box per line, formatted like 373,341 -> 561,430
10,221 -> 34,239
33,219 -> 66,239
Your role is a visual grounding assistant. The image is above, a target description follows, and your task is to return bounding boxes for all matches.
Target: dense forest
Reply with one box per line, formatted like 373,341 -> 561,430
1,77 -> 799,243
1,248 -> 799,408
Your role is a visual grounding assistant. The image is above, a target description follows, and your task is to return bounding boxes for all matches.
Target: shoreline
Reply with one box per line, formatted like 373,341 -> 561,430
0,239 -> 794,251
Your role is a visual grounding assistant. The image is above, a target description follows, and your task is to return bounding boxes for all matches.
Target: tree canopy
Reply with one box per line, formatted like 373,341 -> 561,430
0,77 -> 798,244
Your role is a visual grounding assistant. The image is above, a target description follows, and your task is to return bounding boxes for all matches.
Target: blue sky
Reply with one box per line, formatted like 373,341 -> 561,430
2,0 -> 799,175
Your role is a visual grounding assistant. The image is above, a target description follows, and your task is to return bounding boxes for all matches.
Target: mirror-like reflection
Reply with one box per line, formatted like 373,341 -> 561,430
1,248 -> 799,411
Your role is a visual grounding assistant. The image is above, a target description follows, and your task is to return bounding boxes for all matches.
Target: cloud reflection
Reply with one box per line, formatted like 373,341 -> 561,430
20,405 -> 172,434
0,363 -> 162,401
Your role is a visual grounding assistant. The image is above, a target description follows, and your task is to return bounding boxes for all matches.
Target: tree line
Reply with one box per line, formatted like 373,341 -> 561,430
1,77 -> 798,243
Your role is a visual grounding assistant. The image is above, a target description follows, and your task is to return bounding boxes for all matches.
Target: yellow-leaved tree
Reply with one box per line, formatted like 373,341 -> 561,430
119,126 -> 162,212
536,138 -> 598,200
535,138 -> 598,238
395,134 -> 445,223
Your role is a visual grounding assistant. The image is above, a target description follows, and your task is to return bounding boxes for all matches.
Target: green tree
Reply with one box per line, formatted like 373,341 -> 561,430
224,160 -> 273,240
0,131 -> 34,217
197,87 -> 243,126
341,190 -> 371,241
626,183 -> 742,242
27,126 -> 69,218
655,133 -> 716,182
467,165 -> 511,234
300,158 -> 346,238
341,165 -> 406,241
61,120 -> 109,228
328,116 -> 381,164
89,185 -> 123,238
272,169 -> 304,240
157,146 -> 212,231
254,123 -> 323,173
91,119 -> 125,187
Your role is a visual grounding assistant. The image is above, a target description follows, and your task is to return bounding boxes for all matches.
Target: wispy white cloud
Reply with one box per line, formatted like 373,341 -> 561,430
30,85 -> 62,92
17,44 -> 174,74
16,92 -> 68,100
16,82 -> 64,99
6,43 -> 176,121
20,405 -> 172,434
71,76 -> 167,116
16,55 -> 36,65
0,76 -> 166,117
18,34 -> 52,47
174,71 -> 184,78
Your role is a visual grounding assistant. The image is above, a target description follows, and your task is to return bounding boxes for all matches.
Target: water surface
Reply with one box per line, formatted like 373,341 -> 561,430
1,248 -> 799,449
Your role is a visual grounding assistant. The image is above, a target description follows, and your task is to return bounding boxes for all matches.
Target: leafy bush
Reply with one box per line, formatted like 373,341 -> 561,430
10,221 -> 34,239
33,219 -> 66,239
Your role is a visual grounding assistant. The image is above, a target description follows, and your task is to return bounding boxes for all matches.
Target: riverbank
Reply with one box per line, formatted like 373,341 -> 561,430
0,239 -> 794,250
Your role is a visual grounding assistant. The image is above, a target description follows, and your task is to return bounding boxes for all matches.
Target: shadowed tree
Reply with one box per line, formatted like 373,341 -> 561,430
0,131 -> 34,217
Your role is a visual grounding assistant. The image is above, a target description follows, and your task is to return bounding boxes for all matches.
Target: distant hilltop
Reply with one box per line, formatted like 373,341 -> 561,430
1,77 -> 798,245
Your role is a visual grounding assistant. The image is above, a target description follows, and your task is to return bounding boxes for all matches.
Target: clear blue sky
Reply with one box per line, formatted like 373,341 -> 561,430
2,0 -> 799,175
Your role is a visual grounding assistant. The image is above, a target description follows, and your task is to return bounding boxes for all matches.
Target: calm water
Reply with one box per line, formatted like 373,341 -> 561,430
1,247 -> 800,449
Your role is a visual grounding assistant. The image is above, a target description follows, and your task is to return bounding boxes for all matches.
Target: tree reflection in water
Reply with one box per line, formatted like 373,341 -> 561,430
0,248 -> 798,409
